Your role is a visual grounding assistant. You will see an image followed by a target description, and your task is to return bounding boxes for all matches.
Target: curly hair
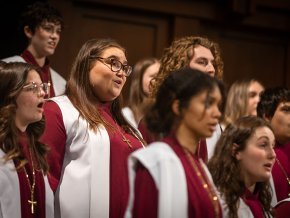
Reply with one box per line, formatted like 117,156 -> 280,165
151,36 -> 224,98
145,67 -> 224,135
208,116 -> 274,218
0,62 -> 49,173
19,2 -> 64,34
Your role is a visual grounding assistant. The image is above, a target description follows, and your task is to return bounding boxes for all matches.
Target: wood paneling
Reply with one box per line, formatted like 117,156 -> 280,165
48,0 -> 290,91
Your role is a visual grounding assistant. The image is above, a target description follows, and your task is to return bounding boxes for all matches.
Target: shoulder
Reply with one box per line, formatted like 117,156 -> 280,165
130,142 -> 181,170
1,56 -> 24,63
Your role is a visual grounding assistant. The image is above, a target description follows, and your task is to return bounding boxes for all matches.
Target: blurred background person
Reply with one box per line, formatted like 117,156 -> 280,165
0,62 -> 53,217
257,87 -> 290,206
2,2 -> 66,97
41,38 -> 145,218
222,79 -> 264,129
208,116 -> 275,218
122,57 -> 160,128
125,68 -> 224,218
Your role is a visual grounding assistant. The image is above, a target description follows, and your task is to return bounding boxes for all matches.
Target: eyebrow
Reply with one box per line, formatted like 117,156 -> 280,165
107,55 -> 128,64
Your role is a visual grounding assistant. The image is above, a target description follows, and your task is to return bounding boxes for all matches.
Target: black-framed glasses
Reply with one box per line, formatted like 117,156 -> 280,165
23,82 -> 51,97
92,56 -> 132,77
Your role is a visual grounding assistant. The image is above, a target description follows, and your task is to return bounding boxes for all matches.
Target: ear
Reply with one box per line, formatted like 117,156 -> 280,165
172,99 -> 180,116
24,26 -> 33,39
232,143 -> 241,160
262,114 -> 271,122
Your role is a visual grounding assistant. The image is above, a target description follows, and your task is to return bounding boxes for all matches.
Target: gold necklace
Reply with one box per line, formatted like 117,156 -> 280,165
183,148 -> 221,218
23,148 -> 37,214
113,120 -> 146,149
275,157 -> 290,197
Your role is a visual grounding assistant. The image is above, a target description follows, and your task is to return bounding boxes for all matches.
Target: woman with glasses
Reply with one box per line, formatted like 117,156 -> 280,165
0,61 -> 53,217
41,38 -> 145,218
2,2 -> 66,97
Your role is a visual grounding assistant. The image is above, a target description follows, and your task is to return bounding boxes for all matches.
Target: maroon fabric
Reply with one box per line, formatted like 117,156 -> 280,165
137,119 -> 158,144
16,131 -> 46,218
137,119 -> 209,163
196,139 -> 208,163
132,135 -> 222,218
21,50 -> 55,97
41,101 -> 66,192
272,142 -> 290,202
275,199 -> 290,218
132,164 -> 158,218
241,189 -> 265,218
41,100 -> 144,218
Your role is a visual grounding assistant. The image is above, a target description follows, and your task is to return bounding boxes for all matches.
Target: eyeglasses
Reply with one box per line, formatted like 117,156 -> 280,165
23,82 -> 51,97
92,56 -> 132,77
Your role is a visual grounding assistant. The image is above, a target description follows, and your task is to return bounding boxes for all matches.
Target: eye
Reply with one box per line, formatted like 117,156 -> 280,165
108,59 -> 121,68
196,58 -> 208,66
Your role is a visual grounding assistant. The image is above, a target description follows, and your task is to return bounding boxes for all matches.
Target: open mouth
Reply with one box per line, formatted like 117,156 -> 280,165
37,102 -> 44,108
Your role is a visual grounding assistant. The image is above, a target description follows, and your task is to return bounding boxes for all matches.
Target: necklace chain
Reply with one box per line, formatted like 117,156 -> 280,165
23,148 -> 37,214
183,148 -> 220,218
114,120 -> 146,149
275,157 -> 290,197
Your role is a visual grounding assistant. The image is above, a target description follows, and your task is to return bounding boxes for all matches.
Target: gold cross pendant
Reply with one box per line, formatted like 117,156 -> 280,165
28,199 -> 37,214
122,135 -> 132,148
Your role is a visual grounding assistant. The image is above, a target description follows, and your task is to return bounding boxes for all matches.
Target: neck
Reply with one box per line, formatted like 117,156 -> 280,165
27,46 -> 46,67
175,124 -> 199,154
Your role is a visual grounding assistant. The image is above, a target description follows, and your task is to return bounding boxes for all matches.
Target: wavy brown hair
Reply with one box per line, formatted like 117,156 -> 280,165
151,36 -> 223,98
66,38 -> 144,143
208,116 -> 274,218
0,62 -> 49,173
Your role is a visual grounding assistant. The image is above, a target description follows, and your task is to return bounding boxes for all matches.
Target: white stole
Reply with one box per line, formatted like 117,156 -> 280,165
52,96 -> 110,218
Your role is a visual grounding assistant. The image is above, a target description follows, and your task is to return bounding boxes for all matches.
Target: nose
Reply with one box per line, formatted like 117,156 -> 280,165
213,105 -> 222,119
115,69 -> 127,78
268,147 -> 276,160
206,63 -> 215,77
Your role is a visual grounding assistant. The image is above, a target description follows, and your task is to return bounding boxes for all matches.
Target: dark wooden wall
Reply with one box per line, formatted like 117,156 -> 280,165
1,0 -> 290,100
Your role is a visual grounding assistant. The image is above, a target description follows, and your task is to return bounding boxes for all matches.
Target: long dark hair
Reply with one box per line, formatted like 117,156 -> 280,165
145,67 -> 224,136
208,116 -> 274,218
0,62 -> 49,173
66,38 -> 144,143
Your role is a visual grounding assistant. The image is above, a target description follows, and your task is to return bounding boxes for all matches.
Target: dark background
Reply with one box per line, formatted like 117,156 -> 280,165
1,0 -> 290,101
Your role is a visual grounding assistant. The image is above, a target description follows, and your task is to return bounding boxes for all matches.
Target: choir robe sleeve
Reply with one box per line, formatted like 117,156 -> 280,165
41,100 -> 67,192
132,165 -> 158,218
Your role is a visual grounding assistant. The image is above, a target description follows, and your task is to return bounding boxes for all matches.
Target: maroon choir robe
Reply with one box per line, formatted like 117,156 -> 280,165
272,142 -> 290,202
41,100 -> 144,218
241,188 -> 265,218
132,135 -> 222,218
17,131 -> 46,218
138,119 -> 209,163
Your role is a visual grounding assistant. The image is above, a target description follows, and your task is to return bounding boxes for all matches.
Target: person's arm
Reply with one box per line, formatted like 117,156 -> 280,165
132,164 -> 158,218
41,101 -> 66,192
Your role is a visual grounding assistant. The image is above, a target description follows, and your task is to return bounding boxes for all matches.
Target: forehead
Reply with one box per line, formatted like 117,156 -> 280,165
193,45 -> 214,59
40,20 -> 62,27
101,47 -> 126,59
26,70 -> 42,82
249,126 -> 275,142
248,81 -> 264,91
